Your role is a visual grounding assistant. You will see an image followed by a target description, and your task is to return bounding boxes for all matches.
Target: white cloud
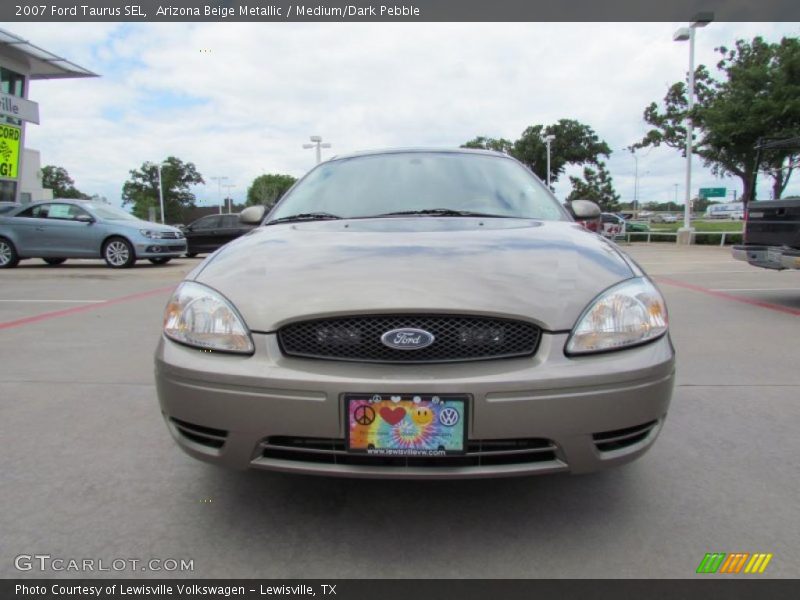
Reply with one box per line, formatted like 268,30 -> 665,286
8,21 -> 799,207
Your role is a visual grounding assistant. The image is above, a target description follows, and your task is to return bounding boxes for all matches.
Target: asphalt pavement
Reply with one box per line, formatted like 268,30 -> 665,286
1,245 -> 798,579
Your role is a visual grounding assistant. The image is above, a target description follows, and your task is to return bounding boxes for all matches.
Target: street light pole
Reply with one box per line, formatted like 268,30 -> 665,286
674,13 -> 712,241
542,135 -> 555,189
222,183 -> 236,213
631,150 -> 639,218
210,176 -> 228,214
156,164 -> 165,224
303,135 -> 332,164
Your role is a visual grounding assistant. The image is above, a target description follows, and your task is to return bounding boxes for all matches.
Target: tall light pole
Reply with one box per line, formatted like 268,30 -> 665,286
303,135 -> 331,164
156,163 -> 166,224
222,183 -> 236,213
674,13 -> 713,241
542,134 -> 555,190
630,149 -> 639,217
210,176 -> 228,214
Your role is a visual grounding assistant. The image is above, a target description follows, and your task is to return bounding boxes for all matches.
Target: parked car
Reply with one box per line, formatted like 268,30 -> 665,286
600,212 -> 626,238
651,213 -> 678,224
0,199 -> 186,269
182,213 -> 256,257
732,198 -> 800,270
624,219 -> 650,232
0,201 -> 21,215
156,148 -> 674,478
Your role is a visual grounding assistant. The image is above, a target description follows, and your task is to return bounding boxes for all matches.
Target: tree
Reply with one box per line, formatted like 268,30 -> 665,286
41,165 -> 90,199
461,136 -> 514,154
462,120 -> 612,187
246,173 -> 297,209
632,36 -> 800,202
121,156 -> 204,223
512,119 -> 612,185
566,162 -> 620,211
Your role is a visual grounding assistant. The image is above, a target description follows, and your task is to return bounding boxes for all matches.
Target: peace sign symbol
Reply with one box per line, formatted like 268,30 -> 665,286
354,405 -> 376,426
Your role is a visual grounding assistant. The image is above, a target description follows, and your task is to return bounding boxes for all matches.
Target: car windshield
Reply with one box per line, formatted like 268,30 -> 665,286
85,204 -> 141,221
269,151 -> 569,222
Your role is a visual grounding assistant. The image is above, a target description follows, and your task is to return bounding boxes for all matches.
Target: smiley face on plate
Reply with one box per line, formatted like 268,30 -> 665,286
410,406 -> 434,426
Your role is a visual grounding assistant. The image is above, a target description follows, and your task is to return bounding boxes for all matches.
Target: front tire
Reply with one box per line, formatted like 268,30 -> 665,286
103,237 -> 136,269
0,237 -> 19,268
43,258 -> 67,266
186,252 -> 198,258
148,257 -> 171,265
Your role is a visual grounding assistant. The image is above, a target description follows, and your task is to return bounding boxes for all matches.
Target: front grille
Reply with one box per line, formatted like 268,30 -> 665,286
261,436 -> 557,467
158,231 -> 183,239
592,420 -> 658,453
278,314 -> 542,363
170,418 -> 228,449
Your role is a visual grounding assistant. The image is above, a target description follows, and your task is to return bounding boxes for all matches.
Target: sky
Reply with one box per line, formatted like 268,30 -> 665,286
7,21 -> 800,210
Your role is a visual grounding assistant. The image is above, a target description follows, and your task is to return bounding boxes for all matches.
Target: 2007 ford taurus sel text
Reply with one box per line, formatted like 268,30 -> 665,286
155,148 -> 674,479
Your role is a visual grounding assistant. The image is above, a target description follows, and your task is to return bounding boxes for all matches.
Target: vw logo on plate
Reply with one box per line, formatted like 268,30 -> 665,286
380,328 -> 435,350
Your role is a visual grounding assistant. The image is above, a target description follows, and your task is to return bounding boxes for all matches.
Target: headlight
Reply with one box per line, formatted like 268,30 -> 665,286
163,281 -> 254,354
140,229 -> 157,239
566,277 -> 668,355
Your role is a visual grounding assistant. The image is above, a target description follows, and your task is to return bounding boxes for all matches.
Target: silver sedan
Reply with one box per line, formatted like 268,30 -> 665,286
0,199 -> 185,268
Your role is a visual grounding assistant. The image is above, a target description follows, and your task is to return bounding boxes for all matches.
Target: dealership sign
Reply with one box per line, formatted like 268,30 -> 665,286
0,93 -> 40,124
0,124 -> 21,179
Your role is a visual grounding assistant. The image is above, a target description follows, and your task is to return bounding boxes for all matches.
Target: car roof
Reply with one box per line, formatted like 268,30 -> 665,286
328,147 -> 510,162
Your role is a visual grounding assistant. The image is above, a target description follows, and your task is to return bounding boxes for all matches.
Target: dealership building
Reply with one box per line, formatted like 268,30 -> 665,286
0,28 -> 97,204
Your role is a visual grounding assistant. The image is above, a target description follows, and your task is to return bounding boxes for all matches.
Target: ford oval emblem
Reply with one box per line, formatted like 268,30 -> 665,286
380,328 -> 435,350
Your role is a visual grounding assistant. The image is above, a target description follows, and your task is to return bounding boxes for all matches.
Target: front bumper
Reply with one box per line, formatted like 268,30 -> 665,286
732,244 -> 800,270
135,241 -> 187,258
155,332 -> 675,478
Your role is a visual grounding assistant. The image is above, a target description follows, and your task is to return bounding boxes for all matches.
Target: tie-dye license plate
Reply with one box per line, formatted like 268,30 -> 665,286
346,394 -> 467,456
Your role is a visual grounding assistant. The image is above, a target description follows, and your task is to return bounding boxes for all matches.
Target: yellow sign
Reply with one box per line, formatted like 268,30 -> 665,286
0,124 -> 21,179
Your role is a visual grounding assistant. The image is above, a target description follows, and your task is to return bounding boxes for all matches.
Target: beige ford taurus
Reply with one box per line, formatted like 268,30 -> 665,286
155,149 -> 674,478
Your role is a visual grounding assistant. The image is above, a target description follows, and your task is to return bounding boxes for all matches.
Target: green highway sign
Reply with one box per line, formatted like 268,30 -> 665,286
699,187 -> 726,198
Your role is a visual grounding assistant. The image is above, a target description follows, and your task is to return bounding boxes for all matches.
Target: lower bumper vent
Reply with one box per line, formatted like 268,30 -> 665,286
592,420 -> 658,453
261,436 -> 558,467
171,418 -> 228,449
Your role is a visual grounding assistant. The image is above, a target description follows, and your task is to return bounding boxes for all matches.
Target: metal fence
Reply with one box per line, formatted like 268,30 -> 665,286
621,231 -> 743,246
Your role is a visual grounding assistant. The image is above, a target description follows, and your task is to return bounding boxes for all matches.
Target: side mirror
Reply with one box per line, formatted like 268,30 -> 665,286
239,205 -> 266,225
76,214 -> 95,224
567,199 -> 601,221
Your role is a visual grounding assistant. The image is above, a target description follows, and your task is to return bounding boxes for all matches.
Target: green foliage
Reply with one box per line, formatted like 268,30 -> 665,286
566,162 -> 620,211
246,173 -> 297,209
633,36 -> 800,201
462,119 -> 612,187
121,156 -> 204,223
461,136 -> 514,154
513,119 -> 611,184
41,165 -> 90,199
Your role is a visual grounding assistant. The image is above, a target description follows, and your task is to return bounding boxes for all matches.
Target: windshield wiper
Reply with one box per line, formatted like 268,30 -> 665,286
371,208 -> 513,219
265,212 -> 342,225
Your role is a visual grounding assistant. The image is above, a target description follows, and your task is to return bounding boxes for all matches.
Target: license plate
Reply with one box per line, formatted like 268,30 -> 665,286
345,394 -> 467,456
767,248 -> 782,264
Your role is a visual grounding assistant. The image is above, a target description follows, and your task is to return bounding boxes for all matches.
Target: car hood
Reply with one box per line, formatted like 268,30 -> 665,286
193,218 -> 636,332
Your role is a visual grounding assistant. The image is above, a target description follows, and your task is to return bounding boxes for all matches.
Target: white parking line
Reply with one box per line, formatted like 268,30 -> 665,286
0,299 -> 105,303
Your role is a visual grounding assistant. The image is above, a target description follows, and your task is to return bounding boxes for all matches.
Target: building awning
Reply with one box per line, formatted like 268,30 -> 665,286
0,28 -> 98,80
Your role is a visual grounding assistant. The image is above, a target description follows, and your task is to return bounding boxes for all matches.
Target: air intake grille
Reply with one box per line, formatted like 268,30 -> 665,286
593,420 -> 658,453
278,314 -> 542,363
262,436 -> 558,467
171,418 -> 228,449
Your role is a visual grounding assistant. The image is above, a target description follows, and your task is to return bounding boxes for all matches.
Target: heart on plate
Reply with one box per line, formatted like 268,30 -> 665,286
379,406 -> 406,426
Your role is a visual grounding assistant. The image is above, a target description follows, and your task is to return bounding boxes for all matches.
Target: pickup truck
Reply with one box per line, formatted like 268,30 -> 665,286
732,198 -> 800,270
